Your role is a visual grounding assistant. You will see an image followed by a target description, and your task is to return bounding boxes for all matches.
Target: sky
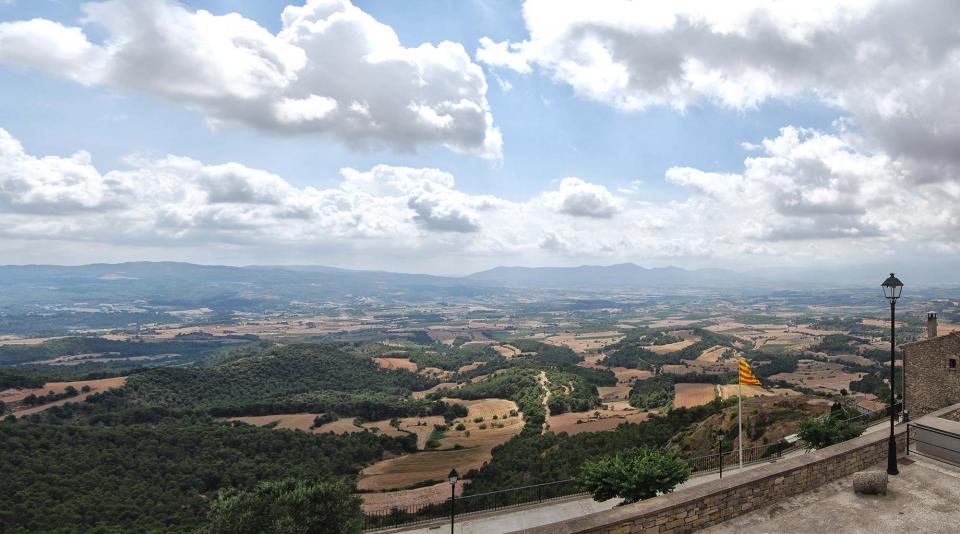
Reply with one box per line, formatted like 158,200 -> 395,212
0,0 -> 958,277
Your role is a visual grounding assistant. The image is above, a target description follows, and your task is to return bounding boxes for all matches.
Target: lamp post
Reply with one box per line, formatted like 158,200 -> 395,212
448,468 -> 459,534
717,430 -> 725,479
881,273 -> 903,476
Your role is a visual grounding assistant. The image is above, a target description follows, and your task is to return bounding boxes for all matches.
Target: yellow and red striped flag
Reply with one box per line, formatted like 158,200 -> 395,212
738,358 -> 761,386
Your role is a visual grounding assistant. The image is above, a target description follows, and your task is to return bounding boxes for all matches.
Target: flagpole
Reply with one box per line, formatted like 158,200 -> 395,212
738,380 -> 743,470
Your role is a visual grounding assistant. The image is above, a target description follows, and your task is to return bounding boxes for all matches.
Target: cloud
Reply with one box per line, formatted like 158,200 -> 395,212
478,0 -> 960,171
0,0 -> 501,159
542,177 -> 623,218
2,125 -> 958,271
665,126 -> 959,244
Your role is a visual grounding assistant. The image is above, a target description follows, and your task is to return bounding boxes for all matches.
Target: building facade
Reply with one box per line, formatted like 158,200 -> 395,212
902,313 -> 960,418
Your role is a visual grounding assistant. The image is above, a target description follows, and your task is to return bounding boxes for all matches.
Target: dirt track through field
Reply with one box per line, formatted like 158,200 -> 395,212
538,370 -> 550,433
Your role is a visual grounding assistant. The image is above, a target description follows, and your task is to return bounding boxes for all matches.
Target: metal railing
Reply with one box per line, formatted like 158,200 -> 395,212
842,401 -> 901,427
682,440 -> 798,476
363,479 -> 583,531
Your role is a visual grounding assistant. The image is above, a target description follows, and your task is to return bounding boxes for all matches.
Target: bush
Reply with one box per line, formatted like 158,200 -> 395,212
577,447 -> 690,504
205,478 -> 362,534
797,415 -> 864,449
478,423 -> 487,430
473,416 -> 484,423
455,423 -> 466,431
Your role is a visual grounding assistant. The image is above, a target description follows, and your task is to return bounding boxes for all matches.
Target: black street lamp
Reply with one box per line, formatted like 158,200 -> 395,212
717,430 -> 725,479
881,273 -> 903,476
448,468 -> 459,534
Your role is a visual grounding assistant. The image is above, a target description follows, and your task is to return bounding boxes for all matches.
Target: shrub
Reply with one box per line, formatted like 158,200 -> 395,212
455,423 -> 466,431
797,415 -> 864,449
478,423 -> 487,430
473,416 -> 484,423
577,447 -> 690,504
205,478 -> 362,534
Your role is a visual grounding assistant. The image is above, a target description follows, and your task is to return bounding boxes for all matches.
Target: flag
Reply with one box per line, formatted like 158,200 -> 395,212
739,359 -> 761,386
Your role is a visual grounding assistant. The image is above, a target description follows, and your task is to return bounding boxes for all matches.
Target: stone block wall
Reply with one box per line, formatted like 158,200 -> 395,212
903,333 -> 960,418
514,427 -> 907,534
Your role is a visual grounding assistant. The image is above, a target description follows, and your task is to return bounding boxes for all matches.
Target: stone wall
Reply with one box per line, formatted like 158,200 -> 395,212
513,427 -> 907,534
903,333 -> 960,418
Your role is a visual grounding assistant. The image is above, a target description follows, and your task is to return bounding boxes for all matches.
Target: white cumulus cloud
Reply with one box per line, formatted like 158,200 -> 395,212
478,0 -> 960,173
0,0 -> 501,159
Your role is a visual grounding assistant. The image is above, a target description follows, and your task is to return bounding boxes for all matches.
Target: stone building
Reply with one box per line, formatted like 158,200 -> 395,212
902,313 -> 960,418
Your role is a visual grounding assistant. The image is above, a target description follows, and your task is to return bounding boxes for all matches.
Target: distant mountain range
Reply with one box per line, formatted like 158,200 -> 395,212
466,263 -> 754,289
1,261 -> 956,315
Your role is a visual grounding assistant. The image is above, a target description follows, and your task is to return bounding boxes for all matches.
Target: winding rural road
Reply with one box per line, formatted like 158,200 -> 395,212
538,371 -> 551,433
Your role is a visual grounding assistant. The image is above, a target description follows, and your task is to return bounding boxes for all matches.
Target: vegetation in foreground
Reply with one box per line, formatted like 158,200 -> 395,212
578,447 -> 690,504
205,478 -> 362,534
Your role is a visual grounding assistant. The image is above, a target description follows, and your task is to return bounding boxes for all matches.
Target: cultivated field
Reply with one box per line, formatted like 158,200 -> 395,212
412,382 -> 459,399
696,345 -> 730,362
492,344 -> 521,358
360,481 -> 464,512
543,331 -> 623,353
0,335 -> 65,346
770,359 -> 865,394
356,398 -> 523,491
550,410 -> 650,435
578,354 -> 606,369
597,385 -> 632,402
418,367 -> 453,379
457,362 -> 485,373
644,338 -> 698,355
314,417 -> 362,434
4,377 -> 127,416
398,417 -> 447,449
673,383 -> 717,408
374,357 -> 418,372
261,414 -> 446,449
229,413 -> 320,431
610,367 -> 654,383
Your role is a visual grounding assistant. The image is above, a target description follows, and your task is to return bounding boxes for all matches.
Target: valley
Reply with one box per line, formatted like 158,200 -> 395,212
1,263 -> 957,532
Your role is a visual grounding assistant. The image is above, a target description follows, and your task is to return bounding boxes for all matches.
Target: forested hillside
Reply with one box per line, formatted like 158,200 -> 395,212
0,419 -> 410,533
125,344 -> 435,410
0,342 -> 452,533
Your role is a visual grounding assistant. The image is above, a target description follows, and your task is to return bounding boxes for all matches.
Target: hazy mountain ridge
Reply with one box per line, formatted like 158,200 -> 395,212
466,263 -> 755,288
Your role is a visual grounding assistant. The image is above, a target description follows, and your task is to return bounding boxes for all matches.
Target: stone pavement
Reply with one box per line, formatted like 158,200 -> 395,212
700,455 -> 960,533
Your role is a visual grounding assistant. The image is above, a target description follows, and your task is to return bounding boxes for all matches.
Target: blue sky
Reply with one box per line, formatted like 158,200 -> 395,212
0,0 -> 958,275
0,0 -> 839,200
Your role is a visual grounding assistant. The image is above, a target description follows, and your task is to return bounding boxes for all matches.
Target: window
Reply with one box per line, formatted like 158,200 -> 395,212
950,358 -> 958,370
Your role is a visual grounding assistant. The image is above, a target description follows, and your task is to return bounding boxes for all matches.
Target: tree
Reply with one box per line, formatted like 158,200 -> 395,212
205,478 -> 362,534
0,400 -> 5,415
797,415 -> 864,450
577,447 -> 691,504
